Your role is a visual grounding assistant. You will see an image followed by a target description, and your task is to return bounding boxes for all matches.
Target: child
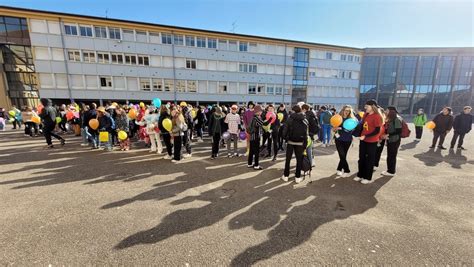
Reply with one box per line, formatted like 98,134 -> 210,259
247,105 -> 270,170
170,106 -> 187,162
137,106 -> 161,154
115,107 -> 130,151
413,108 -> 427,141
225,104 -> 241,157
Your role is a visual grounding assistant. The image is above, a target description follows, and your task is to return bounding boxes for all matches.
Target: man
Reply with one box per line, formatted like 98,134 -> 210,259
302,104 -> 319,167
450,106 -> 472,150
430,107 -> 454,150
243,102 -> 255,156
39,98 -> 65,148
83,103 -> 98,148
319,106 -> 333,147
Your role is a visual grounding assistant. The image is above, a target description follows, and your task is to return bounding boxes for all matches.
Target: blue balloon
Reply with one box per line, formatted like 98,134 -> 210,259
343,118 -> 358,131
152,98 -> 161,108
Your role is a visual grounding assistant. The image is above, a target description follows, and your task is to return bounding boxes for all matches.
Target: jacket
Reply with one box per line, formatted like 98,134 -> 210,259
39,99 -> 56,126
209,113 -> 225,135
336,117 -> 353,142
115,114 -> 130,132
98,113 -> 114,132
413,114 -> 427,127
386,116 -> 403,143
453,113 -> 472,134
283,112 -> 308,146
432,113 -> 454,133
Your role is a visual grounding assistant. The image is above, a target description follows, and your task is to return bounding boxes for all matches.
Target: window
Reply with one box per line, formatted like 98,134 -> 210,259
229,40 -> 238,50
94,26 -> 107,38
64,25 -> 77,35
275,86 -> 283,94
149,32 -> 160,43
354,56 -> 360,62
196,37 -> 206,48
109,28 -> 121,39
186,59 -> 196,69
152,79 -> 163,91
100,77 -> 112,88
83,51 -> 96,63
218,39 -> 227,50
85,75 -> 98,88
348,55 -> 354,61
140,78 -> 151,91
164,79 -> 174,91
239,63 -> 248,72
111,53 -> 123,64
219,82 -> 227,93
136,31 -> 147,42
208,38 -> 217,49
173,34 -> 183,45
125,54 -> 137,65
122,29 -> 134,41
185,36 -> 195,46
248,84 -> 256,94
187,80 -> 197,92
249,43 -> 258,52
326,52 -> 333,60
248,64 -> 257,73
266,85 -> 274,94
162,33 -> 172,44
176,80 -> 186,92
239,42 -> 248,52
79,26 -> 93,37
67,50 -> 81,61
138,55 -> 149,66
309,71 -> 316,77
340,54 -> 347,61
97,52 -> 110,63
257,85 -> 264,94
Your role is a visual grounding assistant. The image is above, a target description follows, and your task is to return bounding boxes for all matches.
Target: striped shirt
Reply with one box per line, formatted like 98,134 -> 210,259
249,115 -> 269,141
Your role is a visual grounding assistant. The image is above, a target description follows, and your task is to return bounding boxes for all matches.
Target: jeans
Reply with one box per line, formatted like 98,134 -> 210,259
267,130 -> 279,157
248,139 -> 261,166
278,126 -> 285,150
284,144 -> 305,178
450,131 -> 466,148
322,124 -> 332,144
335,139 -> 351,173
173,135 -> 182,160
227,133 -> 238,155
432,131 -> 447,147
357,141 -> 377,180
415,126 -> 423,139
81,126 -> 90,145
387,139 -> 401,174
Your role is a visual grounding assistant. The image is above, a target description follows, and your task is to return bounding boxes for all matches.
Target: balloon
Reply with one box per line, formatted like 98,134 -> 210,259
180,101 -> 187,107
128,108 -> 137,120
31,116 -> 41,124
118,130 -> 128,141
66,111 -> 75,121
152,98 -> 162,108
89,119 -> 99,130
56,117 -> 62,124
191,109 -> 197,119
307,136 -> 313,148
358,111 -> 364,118
277,113 -> 284,122
9,118 -> 14,123
426,121 -> 436,130
330,114 -> 343,128
222,131 -> 230,140
8,110 -> 15,117
162,118 -> 172,132
262,124 -> 271,132
265,112 -> 276,124
342,118 -> 358,131
139,102 -> 145,108
37,104 -> 44,114
239,131 -> 247,140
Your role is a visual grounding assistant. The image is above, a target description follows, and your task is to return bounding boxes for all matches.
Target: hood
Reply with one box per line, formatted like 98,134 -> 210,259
40,98 -> 52,107
290,112 -> 305,121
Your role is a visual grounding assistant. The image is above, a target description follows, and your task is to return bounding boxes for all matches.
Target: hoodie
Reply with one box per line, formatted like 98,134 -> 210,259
39,98 -> 56,126
432,113 -> 454,133
453,113 -> 472,134
283,112 -> 308,146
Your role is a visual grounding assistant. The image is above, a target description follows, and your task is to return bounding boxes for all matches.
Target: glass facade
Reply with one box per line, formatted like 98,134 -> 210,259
0,15 -> 38,107
359,51 -> 474,115
292,47 -> 309,104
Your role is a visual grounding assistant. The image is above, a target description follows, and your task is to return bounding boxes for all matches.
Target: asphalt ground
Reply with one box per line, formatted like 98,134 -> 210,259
0,124 -> 473,266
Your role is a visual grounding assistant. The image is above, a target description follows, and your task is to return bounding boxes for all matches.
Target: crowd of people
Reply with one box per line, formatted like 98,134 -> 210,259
0,99 -> 472,185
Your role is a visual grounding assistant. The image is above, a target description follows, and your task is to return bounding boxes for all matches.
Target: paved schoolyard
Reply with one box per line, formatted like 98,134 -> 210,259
0,124 -> 472,266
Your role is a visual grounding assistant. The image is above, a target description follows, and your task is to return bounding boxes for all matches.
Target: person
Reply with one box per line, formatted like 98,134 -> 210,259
413,108 -> 427,141
21,106 -> 39,137
247,105 -> 270,170
277,104 -> 288,151
115,107 -> 130,151
79,104 -> 90,146
83,103 -> 98,149
138,106 -> 161,154
380,106 -> 403,176
354,99 -> 383,185
195,106 -> 207,142
158,105 -> 173,159
225,104 -> 241,157
39,98 -> 65,148
319,106 -> 333,147
374,108 -> 386,169
97,106 -> 115,151
450,106 -> 472,150
243,102 -> 255,155
334,105 -> 356,177
209,106 -> 225,159
430,107 -> 454,150
265,104 -> 280,161
181,105 -> 193,158
10,105 -> 21,130
170,106 -> 186,162
282,105 -> 308,183
302,104 -> 319,167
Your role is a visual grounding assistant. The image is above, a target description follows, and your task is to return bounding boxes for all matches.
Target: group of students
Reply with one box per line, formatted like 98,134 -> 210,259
2,98 -> 472,185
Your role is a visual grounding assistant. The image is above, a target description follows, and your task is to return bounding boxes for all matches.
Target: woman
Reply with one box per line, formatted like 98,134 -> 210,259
381,106 -> 403,176
334,105 -> 356,177
170,106 -> 186,162
158,105 -> 173,159
21,106 -> 38,137
282,105 -> 308,183
355,99 -> 383,185
208,106 -> 225,159
374,108 -> 386,169
194,106 -> 207,142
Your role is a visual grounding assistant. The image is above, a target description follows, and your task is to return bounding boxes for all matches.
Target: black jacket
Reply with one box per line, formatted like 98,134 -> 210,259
39,99 -> 56,126
432,113 -> 454,133
283,112 -> 308,146
305,110 -> 320,137
453,113 -> 472,134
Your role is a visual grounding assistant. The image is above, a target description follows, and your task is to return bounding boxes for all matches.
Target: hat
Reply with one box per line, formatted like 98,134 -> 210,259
387,106 -> 398,113
254,105 -> 263,113
97,106 -> 106,113
231,104 -> 238,110
365,99 -> 379,107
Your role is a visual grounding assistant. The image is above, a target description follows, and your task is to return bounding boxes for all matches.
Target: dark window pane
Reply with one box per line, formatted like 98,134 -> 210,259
4,17 -> 20,25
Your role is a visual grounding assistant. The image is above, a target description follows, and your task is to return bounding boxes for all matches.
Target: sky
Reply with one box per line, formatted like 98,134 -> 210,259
1,0 -> 473,48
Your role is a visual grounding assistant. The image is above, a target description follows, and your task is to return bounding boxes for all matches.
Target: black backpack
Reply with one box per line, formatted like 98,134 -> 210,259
302,154 -> 312,177
289,117 -> 309,143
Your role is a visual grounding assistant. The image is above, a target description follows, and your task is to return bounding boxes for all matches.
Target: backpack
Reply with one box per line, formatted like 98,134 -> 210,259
302,154 -> 312,177
400,119 -> 411,138
322,111 -> 331,125
289,117 -> 309,142
307,112 -> 320,136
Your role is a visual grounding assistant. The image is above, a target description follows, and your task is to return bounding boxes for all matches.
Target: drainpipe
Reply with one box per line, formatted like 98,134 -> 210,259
58,18 -> 73,103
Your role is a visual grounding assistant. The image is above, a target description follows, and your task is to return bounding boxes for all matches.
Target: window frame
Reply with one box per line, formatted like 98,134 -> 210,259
79,25 -> 93,37
186,59 -> 197,69
64,24 -> 78,35
108,27 -> 121,40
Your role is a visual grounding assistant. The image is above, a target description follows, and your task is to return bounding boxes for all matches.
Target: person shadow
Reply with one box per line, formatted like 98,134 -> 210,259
413,147 -> 444,167
444,149 -> 473,169
400,140 -> 418,151
114,167 -> 392,266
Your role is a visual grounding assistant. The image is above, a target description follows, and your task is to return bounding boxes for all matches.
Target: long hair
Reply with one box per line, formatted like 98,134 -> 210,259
339,105 -> 356,119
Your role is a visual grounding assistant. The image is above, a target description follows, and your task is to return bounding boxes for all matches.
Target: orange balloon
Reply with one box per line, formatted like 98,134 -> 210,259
426,121 -> 436,130
37,104 -> 44,114
128,108 -> 137,120
330,114 -> 343,127
66,111 -> 74,121
89,119 -> 99,130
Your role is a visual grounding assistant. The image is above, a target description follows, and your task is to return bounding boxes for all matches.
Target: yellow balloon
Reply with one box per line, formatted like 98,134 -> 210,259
163,118 -> 172,132
191,109 -> 197,119
180,101 -> 187,107
8,110 -> 15,116
139,102 -> 145,108
426,121 -> 436,130
277,113 -> 284,122
118,130 -> 128,141
31,116 -> 41,124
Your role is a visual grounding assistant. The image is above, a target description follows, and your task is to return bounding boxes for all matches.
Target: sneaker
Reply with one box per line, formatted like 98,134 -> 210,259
164,155 -> 172,160
210,156 -> 216,160
253,166 -> 263,170
272,156 -> 277,162
227,153 -> 233,158
336,171 -> 343,176
247,165 -> 253,168
340,172 -> 350,178
360,179 -> 373,184
198,139 -> 204,143
459,146 -> 466,150
295,177 -> 304,184
183,153 -> 192,158
60,139 -> 66,146
233,153 -> 240,157
46,144 -> 54,149
281,175 -> 289,182
381,171 -> 395,177
438,146 -> 447,150
429,146 -> 435,149
353,177 -> 362,182
80,143 -> 89,147
171,159 -> 179,163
